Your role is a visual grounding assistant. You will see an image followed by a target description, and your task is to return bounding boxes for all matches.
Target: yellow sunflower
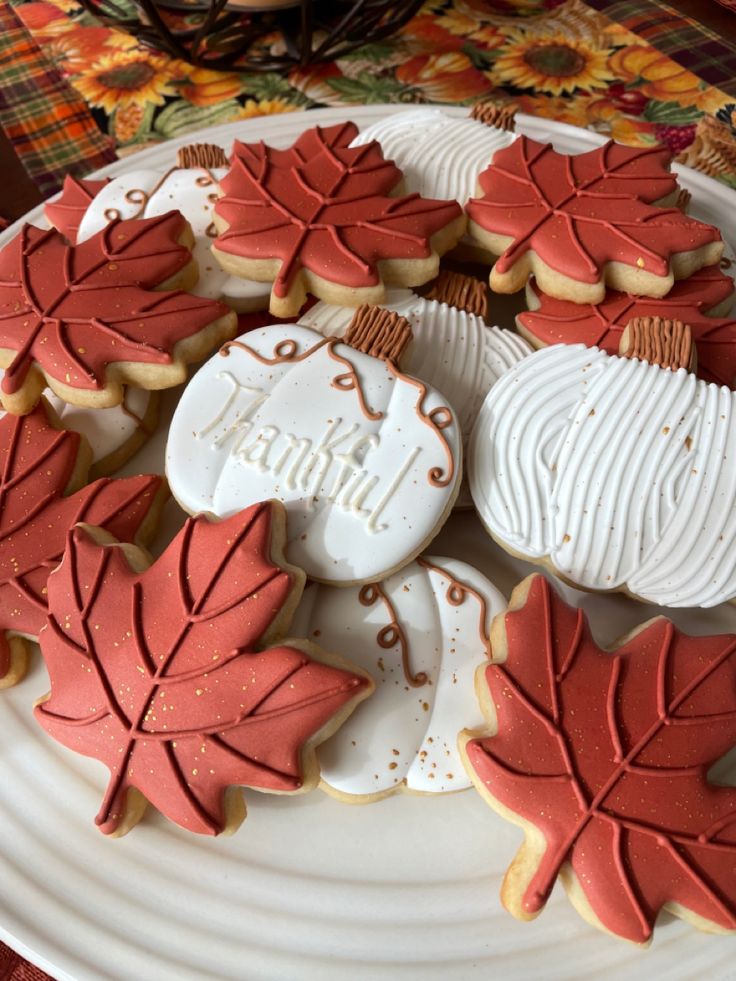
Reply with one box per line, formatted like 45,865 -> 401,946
240,98 -> 296,119
73,49 -> 184,114
492,29 -> 614,96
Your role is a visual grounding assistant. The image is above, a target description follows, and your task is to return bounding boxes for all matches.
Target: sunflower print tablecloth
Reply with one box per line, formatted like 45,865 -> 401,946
2,0 -> 736,201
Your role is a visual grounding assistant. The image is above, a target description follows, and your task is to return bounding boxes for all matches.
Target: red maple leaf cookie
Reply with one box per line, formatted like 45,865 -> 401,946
460,574 -> 736,944
518,268 -> 736,386
35,503 -> 373,836
44,175 -> 110,244
466,137 -> 723,303
0,214 -> 237,414
212,122 -> 466,317
0,400 -> 166,690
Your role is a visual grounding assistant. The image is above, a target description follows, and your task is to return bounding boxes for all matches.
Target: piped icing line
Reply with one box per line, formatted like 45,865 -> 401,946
166,322 -> 462,584
469,342 -> 736,606
388,363 -> 455,488
358,582 -> 428,688
291,554 -> 505,798
416,557 -> 492,657
220,335 -> 381,421
350,108 -> 517,203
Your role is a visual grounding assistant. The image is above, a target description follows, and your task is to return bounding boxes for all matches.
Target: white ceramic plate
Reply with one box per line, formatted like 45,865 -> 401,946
1,106 -> 736,981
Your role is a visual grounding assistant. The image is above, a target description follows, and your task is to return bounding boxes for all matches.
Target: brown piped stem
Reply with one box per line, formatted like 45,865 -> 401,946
177,143 -> 229,169
675,188 -> 692,212
424,269 -> 488,319
345,305 -> 412,364
619,316 -> 696,373
470,101 -> 517,132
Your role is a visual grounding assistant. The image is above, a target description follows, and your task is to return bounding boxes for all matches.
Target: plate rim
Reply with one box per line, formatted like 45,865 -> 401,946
2,103 -> 736,981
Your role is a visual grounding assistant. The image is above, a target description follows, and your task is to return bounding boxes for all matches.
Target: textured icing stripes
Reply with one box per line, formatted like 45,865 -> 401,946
469,343 -> 736,606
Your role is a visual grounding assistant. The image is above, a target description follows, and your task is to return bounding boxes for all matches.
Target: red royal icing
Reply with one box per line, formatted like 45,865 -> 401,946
44,175 -> 110,244
214,123 -> 463,298
465,575 -> 736,944
35,503 -> 370,835
466,137 -> 722,284
0,401 -> 164,683
520,268 -> 736,386
0,215 -> 230,400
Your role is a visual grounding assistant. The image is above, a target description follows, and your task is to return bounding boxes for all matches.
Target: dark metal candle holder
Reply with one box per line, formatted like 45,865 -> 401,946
76,0 -> 425,72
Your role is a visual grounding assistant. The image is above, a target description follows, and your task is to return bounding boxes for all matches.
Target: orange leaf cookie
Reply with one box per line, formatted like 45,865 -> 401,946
460,574 -> 736,944
518,267 -> 736,386
212,122 -> 466,317
0,215 -> 236,413
0,400 -> 166,689
466,137 -> 723,303
35,503 -> 372,836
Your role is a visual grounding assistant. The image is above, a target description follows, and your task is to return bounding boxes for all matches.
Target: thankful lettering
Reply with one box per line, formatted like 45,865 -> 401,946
195,371 -> 423,533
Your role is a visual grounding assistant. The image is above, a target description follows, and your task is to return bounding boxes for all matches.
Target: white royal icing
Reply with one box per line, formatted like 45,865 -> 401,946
290,555 -> 505,798
76,166 -> 270,311
301,288 -> 531,443
469,343 -> 736,607
166,322 -> 463,584
0,371 -> 153,472
350,108 -> 516,203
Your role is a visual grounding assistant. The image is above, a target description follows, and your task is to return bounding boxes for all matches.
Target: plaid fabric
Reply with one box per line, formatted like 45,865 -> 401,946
587,0 -> 736,96
0,941 -> 52,981
0,2 -> 116,198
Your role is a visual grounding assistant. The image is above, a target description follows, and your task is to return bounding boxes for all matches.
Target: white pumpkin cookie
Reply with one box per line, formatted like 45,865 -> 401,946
301,276 -> 531,448
291,555 -> 505,800
47,145 -> 271,312
469,320 -> 736,607
166,308 -> 463,584
351,105 -> 517,204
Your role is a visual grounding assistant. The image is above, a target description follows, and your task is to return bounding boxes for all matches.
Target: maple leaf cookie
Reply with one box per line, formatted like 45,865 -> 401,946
468,326 -> 736,607
166,308 -> 463,585
466,137 -> 723,303
45,147 -> 272,313
0,214 -> 237,414
0,375 -> 159,479
211,122 -> 467,317
35,503 -> 373,836
0,399 -> 166,690
460,574 -> 736,944
518,263 -> 736,387
291,555 -> 505,801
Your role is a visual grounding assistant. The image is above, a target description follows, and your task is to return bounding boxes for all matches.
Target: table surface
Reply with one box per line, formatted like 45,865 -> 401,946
1,0 -> 736,978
